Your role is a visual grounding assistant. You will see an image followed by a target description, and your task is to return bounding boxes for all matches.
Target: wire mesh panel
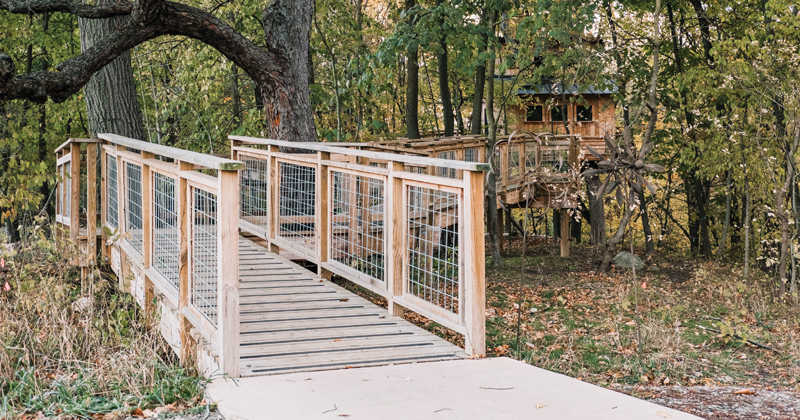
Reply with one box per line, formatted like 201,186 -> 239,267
191,188 -> 218,325
106,154 -> 119,228
277,162 -> 316,254
64,162 -> 71,218
406,185 -> 460,314
240,155 -> 269,230
152,173 -> 179,289
125,162 -> 144,255
437,151 -> 457,179
331,171 -> 385,282
507,144 -> 521,180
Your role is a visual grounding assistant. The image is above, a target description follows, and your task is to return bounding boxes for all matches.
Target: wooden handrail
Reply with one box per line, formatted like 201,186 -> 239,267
99,133 -> 245,170
229,136 -> 490,172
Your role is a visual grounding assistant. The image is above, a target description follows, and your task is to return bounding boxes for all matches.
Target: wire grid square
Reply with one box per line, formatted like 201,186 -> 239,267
125,162 -> 144,255
191,188 -> 218,326
541,146 -> 569,173
106,154 -> 119,228
64,162 -> 71,218
152,173 -> 180,289
406,185 -> 460,314
331,171 -> 385,282
437,151 -> 457,179
240,155 -> 269,229
278,162 -> 316,253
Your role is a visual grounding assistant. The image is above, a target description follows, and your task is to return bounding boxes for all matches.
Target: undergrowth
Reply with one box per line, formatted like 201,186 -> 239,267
0,220 -> 205,419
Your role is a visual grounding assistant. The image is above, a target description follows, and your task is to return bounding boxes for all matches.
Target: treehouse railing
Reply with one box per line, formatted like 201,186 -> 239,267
55,134 -> 244,377
229,136 -> 489,355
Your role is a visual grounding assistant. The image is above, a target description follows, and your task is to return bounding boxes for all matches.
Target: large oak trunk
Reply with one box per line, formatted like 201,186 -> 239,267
79,0 -> 146,140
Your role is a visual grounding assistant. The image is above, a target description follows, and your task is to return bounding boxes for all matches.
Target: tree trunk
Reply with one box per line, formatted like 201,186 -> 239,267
79,0 -> 146,139
469,11 -> 488,135
716,168 -> 732,260
261,0 -> 316,141
484,11 -> 501,266
436,0 -> 453,136
404,0 -> 420,139
586,173 -> 606,247
638,189 -> 654,256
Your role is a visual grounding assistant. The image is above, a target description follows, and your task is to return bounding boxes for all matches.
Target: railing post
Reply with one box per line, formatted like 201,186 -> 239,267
560,208 -> 570,258
70,143 -> 81,267
86,143 -> 98,266
385,162 -> 404,316
177,161 -> 192,364
218,169 -> 240,378
316,151 -> 331,279
100,144 -> 108,260
463,169 -> 486,356
142,152 -> 155,316
115,150 -> 128,292
267,145 -> 279,253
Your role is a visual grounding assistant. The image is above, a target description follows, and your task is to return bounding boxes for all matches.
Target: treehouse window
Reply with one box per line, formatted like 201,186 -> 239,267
577,105 -> 593,122
550,106 -> 566,122
526,105 -> 543,122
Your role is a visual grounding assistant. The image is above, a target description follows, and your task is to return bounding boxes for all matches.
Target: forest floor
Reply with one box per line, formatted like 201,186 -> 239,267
339,235 -> 800,420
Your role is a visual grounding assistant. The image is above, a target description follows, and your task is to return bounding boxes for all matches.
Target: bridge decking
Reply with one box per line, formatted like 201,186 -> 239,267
237,237 -> 466,377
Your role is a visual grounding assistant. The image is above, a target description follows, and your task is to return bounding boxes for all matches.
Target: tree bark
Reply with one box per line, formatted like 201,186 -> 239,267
638,189 -> 654,256
436,0 -> 453,136
469,10 -> 488,135
404,0 -> 420,139
484,11 -> 501,266
79,0 -> 146,140
586,173 -> 606,247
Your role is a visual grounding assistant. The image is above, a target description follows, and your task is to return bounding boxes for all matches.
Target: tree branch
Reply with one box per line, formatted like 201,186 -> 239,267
0,0 -> 282,104
0,0 -> 132,18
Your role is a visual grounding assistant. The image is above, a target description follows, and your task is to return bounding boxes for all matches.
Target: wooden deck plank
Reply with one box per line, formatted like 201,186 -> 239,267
235,236 -> 465,376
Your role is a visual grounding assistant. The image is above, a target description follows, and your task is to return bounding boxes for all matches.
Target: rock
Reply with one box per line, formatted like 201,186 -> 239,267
614,251 -> 645,270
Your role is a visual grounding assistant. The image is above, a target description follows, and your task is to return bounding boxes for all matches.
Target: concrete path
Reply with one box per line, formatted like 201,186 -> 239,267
207,357 -> 701,420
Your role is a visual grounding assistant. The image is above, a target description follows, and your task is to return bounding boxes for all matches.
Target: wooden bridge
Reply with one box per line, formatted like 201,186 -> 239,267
54,134 -> 487,378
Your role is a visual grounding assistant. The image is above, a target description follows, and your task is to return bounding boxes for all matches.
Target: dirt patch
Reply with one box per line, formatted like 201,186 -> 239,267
618,386 -> 800,420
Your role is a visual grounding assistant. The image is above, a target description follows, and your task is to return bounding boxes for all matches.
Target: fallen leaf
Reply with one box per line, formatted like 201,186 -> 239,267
656,411 -> 671,418
733,388 -> 755,395
334,339 -> 342,342
130,408 -> 144,418
339,298 -> 350,302
535,403 -> 546,409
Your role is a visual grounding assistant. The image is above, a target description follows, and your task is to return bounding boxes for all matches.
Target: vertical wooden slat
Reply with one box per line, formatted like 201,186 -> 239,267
70,143 -> 81,267
100,146 -> 108,259
218,169 -> 240,378
267,145 -> 279,254
385,161 -> 404,316
316,152 -> 331,278
178,161 -> 193,363
463,169 -> 486,356
86,143 -> 98,266
116,149 -> 127,292
141,152 -> 155,317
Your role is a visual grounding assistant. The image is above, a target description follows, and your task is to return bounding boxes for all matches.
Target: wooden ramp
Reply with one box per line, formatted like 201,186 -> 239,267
237,236 -> 466,377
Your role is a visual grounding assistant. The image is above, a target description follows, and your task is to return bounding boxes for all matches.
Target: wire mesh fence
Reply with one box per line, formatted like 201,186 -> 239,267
240,155 -> 269,230
540,146 -> 570,174
63,162 -> 71,219
277,162 -> 316,254
331,171 -> 385,282
125,162 -> 144,255
152,173 -> 180,289
406,185 -> 460,314
106,154 -> 118,228
191,188 -> 219,325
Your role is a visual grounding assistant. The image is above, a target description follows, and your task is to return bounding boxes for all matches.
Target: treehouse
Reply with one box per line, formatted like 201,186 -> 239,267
509,79 -> 617,158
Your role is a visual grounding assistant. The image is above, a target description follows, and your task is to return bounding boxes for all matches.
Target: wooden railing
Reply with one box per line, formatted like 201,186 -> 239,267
55,135 -> 244,377
230,136 -> 489,356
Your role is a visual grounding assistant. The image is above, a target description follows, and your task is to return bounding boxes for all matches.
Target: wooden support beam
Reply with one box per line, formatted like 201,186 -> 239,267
316,152 -> 331,280
560,209 -> 569,257
385,162 -> 405,317
498,207 -> 504,255
463,170 -> 486,356
100,147 -> 108,259
268,145 -> 278,253
116,150 -> 127,292
177,161 -> 193,364
70,143 -> 81,266
86,143 -> 97,267
217,169 -> 241,378
141,152 -> 155,317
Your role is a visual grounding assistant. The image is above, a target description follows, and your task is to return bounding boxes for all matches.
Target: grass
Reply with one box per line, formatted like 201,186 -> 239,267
0,220 -> 206,419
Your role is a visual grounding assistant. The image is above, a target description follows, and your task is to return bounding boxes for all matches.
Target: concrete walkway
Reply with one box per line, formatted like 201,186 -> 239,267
207,357 -> 701,420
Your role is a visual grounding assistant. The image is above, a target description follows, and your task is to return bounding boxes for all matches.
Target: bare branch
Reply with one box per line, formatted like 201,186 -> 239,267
0,0 -> 132,18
